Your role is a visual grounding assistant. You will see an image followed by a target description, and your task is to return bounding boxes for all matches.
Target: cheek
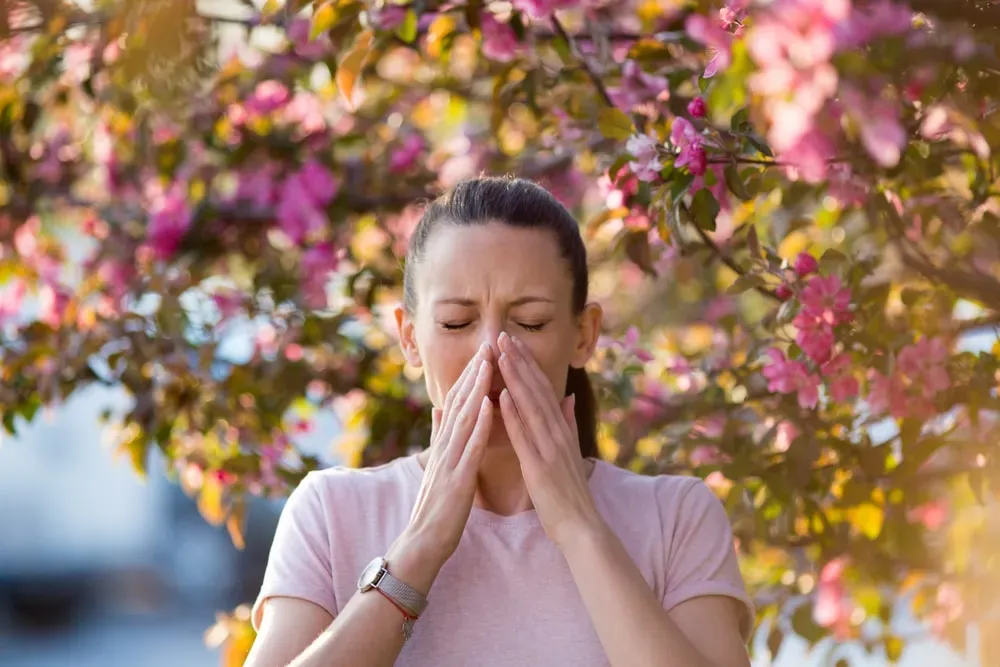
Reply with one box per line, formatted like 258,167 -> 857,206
520,334 -> 574,393
418,332 -> 476,404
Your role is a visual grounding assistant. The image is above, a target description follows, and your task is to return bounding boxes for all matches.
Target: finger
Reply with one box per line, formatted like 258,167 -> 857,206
457,395 -> 493,473
440,347 -> 489,442
431,407 -> 442,437
443,344 -> 487,417
443,359 -> 491,465
501,334 -> 563,428
498,349 -> 560,448
498,388 -> 539,466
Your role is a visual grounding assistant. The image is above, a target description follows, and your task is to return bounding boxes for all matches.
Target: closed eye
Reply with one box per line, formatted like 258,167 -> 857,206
519,322 -> 547,332
441,322 -> 471,331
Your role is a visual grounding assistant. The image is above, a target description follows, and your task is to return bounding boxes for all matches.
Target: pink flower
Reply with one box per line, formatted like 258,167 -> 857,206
147,186 -> 193,260
794,252 -> 819,277
0,35 -> 30,81
761,348 -> 821,408
276,178 -> 326,245
908,499 -> 948,531
776,283 -> 793,300
838,0 -> 911,48
687,96 -> 707,118
38,282 -> 71,328
794,315 -> 835,365
842,88 -> 907,168
481,13 -> 521,62
897,337 -> 950,398
245,80 -> 291,116
235,165 -> 278,210
283,91 -> 327,136
671,118 -> 707,175
14,216 -> 40,260
929,584 -> 964,639
0,279 -> 26,326
389,134 -> 425,174
287,17 -> 332,60
686,13 -> 735,78
512,0 -> 576,20
300,243 -> 338,309
814,557 -> 852,639
371,5 -> 408,30
296,160 -> 340,206
608,60 -> 669,112
799,274 -> 852,326
626,134 -> 663,182
822,353 -> 859,402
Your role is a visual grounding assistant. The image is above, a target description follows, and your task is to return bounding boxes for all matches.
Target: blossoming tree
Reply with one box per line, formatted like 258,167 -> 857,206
2,0 -> 999,663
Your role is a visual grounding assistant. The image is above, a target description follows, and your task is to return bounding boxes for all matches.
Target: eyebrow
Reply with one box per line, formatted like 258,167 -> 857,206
434,296 -> 555,307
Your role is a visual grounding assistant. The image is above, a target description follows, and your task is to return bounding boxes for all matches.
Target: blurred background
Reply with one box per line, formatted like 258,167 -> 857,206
1,0 -> 998,665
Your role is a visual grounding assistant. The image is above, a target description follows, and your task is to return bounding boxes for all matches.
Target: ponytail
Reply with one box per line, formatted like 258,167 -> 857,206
566,366 -> 599,459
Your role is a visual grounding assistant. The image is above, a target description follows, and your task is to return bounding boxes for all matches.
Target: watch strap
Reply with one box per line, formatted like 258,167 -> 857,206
376,569 -> 428,618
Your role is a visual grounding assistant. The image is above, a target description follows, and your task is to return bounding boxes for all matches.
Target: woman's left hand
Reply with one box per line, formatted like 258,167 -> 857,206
496,331 -> 605,549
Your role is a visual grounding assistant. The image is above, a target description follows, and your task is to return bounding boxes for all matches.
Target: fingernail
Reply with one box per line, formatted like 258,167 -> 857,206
570,393 -> 576,409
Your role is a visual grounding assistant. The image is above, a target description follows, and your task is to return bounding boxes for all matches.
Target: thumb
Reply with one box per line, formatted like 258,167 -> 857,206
561,393 -> 578,439
431,407 -> 442,441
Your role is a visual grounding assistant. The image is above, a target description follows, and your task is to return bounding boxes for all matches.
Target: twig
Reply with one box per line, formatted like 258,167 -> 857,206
550,15 -> 615,108
680,204 -> 781,301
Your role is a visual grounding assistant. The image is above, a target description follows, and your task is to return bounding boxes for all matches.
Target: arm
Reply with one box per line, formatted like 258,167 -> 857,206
244,530 -> 443,667
560,521 -> 750,667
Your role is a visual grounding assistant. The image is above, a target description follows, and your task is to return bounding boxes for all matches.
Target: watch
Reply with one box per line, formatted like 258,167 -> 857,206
357,556 -> 428,641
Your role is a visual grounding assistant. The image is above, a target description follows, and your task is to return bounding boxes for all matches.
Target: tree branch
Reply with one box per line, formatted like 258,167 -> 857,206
550,15 -> 615,108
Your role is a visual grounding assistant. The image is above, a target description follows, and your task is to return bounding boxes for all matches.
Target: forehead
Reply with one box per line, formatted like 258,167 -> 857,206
415,221 -> 573,302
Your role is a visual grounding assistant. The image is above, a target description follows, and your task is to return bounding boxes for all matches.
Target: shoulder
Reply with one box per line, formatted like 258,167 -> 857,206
300,452 -> 422,508
592,458 -> 707,505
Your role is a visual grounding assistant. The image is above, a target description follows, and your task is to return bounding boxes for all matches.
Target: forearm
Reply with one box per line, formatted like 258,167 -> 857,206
289,531 -> 442,667
560,522 -> 714,667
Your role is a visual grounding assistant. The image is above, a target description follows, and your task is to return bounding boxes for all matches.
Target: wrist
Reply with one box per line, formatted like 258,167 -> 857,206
384,529 -> 446,597
553,514 -> 612,554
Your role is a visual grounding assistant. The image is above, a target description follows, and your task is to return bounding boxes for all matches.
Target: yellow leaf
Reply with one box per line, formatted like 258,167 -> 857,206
226,500 -> 247,551
851,502 -> 884,540
598,107 -> 634,140
198,475 -> 226,526
311,2 -> 337,40
336,30 -> 374,110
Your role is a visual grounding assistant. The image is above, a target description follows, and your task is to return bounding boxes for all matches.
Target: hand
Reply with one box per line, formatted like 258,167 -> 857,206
496,332 -> 604,549
402,342 -> 494,569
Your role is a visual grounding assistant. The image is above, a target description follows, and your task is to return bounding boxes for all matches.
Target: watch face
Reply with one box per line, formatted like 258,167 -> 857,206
358,556 -> 385,591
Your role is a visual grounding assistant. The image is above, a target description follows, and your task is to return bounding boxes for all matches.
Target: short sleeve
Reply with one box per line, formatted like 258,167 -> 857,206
251,472 -> 337,630
660,478 -> 755,641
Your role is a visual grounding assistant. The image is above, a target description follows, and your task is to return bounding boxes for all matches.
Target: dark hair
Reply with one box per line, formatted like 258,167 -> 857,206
403,176 -> 599,459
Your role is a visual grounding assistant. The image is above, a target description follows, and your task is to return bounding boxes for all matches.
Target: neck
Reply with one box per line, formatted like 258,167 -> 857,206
473,439 -> 533,516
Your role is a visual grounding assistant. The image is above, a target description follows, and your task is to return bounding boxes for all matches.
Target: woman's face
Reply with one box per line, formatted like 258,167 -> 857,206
395,221 -> 601,439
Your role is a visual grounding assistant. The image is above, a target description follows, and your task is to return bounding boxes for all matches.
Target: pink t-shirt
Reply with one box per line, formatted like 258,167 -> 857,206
252,454 -> 753,665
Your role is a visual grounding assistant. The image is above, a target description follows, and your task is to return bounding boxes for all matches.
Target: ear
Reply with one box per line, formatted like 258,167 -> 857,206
394,304 -> 422,368
570,301 -> 603,369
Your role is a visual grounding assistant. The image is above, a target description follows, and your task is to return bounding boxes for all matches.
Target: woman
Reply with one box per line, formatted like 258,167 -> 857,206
245,176 -> 753,667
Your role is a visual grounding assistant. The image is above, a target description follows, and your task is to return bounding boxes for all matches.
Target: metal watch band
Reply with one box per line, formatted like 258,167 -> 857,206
376,570 -> 428,618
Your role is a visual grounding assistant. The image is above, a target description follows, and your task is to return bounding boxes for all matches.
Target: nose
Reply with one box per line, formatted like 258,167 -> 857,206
480,323 -> 503,362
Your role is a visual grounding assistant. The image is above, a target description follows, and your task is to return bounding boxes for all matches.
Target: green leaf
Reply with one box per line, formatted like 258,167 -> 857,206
730,106 -> 751,132
395,9 -> 418,43
726,273 -> 766,295
690,189 -> 720,231
747,223 -> 762,259
791,603 -> 826,646
311,2 -> 337,40
598,107 -> 634,140
724,164 -> 752,201
608,154 -> 631,183
670,172 -> 695,203
819,248 -> 849,274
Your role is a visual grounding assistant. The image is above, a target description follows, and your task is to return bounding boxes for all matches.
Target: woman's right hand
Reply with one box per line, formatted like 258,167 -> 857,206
393,342 -> 495,571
